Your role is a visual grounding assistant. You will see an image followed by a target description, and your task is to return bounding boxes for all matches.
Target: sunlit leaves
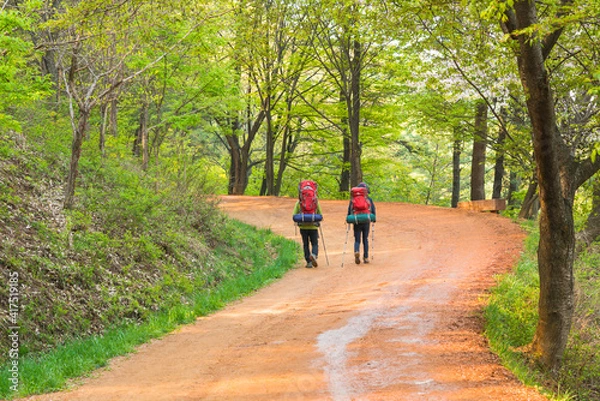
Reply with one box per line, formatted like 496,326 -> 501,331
0,5 -> 51,131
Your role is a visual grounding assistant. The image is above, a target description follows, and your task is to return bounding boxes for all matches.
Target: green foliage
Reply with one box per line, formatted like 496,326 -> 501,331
1,0 -> 599,398
0,4 -> 52,131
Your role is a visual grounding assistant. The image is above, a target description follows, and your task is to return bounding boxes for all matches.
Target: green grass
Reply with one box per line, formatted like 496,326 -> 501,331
484,225 -> 547,390
0,222 -> 299,399
484,222 -> 600,401
559,247 -> 600,401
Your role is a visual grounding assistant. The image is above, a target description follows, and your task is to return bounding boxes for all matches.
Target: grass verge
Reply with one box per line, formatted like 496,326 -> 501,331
484,221 -> 600,401
0,221 -> 299,399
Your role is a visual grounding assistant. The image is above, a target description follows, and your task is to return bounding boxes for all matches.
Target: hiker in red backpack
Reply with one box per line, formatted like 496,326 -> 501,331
347,182 -> 376,264
293,180 -> 323,268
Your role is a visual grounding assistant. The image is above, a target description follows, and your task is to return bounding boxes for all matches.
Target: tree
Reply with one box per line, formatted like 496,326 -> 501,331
470,100 -> 487,201
45,0 -> 207,208
492,109 -> 507,199
397,0 -> 525,206
0,3 -> 50,131
499,0 -> 600,370
452,136 -> 462,207
240,0 -> 311,196
308,0 -> 390,189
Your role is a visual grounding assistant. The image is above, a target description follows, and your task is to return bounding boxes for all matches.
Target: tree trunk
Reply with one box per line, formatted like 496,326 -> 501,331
577,178 -> 600,246
133,103 -> 148,163
451,138 -> 462,208
339,89 -> 351,193
274,125 -> 289,196
64,110 -> 90,209
507,171 -> 519,207
140,103 -> 149,171
226,132 -> 245,195
99,103 -> 108,156
263,99 -> 275,196
493,124 -> 506,199
37,0 -> 61,93
225,110 -> 265,195
349,39 -> 363,187
340,129 -> 351,192
518,178 -> 539,220
470,101 -> 487,201
510,0 -> 577,370
109,99 -> 119,137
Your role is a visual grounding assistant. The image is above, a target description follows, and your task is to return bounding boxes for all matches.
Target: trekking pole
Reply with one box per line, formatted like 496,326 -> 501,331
371,223 -> 375,262
318,224 -> 330,266
341,223 -> 350,268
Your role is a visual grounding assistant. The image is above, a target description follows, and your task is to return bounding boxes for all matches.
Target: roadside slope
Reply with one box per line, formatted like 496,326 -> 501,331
25,196 -> 548,401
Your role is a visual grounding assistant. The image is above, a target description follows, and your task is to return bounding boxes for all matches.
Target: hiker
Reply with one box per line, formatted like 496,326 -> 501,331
347,182 -> 376,264
293,180 -> 323,268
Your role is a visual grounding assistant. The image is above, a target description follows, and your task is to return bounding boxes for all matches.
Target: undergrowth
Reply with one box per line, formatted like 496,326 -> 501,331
0,129 -> 300,399
485,221 -> 600,401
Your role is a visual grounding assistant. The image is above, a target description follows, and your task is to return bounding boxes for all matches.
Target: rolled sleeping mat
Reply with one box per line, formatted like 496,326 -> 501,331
293,213 -> 323,223
346,213 -> 376,224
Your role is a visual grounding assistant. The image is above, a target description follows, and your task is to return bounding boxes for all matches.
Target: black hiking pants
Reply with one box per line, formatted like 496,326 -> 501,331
353,222 -> 370,258
300,229 -> 319,262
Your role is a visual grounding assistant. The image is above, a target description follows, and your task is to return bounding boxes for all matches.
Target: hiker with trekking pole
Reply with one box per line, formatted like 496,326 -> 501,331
292,180 -> 327,268
345,182 -> 376,265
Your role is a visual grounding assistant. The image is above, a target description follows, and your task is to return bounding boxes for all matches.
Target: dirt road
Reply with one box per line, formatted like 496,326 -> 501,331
26,196 -> 548,401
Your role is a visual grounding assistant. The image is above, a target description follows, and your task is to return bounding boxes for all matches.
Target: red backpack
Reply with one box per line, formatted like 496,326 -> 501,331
298,180 -> 318,214
350,186 -> 370,214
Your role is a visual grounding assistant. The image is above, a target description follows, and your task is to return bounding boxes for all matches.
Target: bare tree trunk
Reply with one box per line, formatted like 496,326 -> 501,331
340,134 -> 351,192
339,91 -> 351,193
518,178 -> 539,220
109,99 -> 118,137
64,110 -> 90,209
140,103 -> 149,171
226,133 -> 244,195
349,39 -> 362,187
133,103 -> 148,160
99,103 -> 108,156
264,99 -> 275,196
451,138 -> 462,208
470,101 -> 487,201
493,124 -> 506,199
225,110 -> 265,195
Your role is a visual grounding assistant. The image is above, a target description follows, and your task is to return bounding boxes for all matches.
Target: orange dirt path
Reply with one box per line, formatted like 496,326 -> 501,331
24,196 -> 548,401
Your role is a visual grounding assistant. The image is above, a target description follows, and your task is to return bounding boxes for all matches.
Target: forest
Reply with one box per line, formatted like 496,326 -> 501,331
0,0 -> 599,399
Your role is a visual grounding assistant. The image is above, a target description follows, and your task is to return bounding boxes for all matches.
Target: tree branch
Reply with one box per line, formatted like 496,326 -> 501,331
541,0 -> 574,60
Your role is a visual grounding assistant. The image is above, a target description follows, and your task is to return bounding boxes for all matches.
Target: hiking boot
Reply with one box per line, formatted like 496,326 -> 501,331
363,257 -> 370,264
310,253 -> 318,268
305,261 -> 313,268
354,252 -> 361,265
